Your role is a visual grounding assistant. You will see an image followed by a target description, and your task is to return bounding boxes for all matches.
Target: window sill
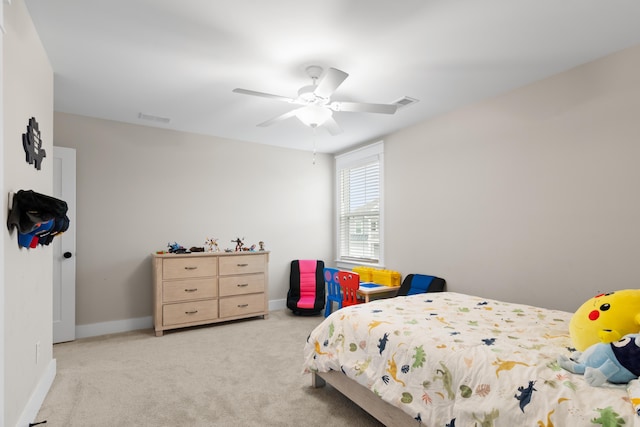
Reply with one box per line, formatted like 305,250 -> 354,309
335,260 -> 384,270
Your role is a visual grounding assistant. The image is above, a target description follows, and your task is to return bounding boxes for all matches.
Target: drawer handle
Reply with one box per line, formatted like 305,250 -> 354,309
236,263 -> 249,267
185,310 -> 199,315
184,288 -> 198,292
237,283 -> 249,287
184,266 -> 198,270
237,304 -> 249,308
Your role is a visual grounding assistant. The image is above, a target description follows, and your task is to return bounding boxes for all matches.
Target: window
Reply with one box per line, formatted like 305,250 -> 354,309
335,141 -> 384,265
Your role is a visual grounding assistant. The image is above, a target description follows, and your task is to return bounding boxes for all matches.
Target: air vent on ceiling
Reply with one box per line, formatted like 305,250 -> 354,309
392,96 -> 419,109
138,112 -> 171,123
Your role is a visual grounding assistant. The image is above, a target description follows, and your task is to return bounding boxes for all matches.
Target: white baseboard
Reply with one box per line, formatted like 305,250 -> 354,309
17,358 -> 56,427
76,316 -> 153,339
76,299 -> 288,339
269,298 -> 286,311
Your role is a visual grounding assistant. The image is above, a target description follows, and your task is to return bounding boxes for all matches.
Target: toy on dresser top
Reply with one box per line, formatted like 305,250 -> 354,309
156,238 -> 266,254
167,242 -> 189,254
205,237 -> 219,252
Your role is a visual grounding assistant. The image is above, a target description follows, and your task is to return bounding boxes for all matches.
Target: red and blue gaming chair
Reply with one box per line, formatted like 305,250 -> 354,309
287,260 -> 325,315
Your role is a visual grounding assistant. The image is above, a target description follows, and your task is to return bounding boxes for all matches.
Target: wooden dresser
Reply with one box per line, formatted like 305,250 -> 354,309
152,251 -> 269,336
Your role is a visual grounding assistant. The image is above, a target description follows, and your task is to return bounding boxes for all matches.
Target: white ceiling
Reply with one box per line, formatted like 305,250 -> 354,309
24,0 -> 640,154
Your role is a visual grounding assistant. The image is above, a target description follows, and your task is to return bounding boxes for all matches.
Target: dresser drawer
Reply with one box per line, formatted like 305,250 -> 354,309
219,274 -> 264,297
163,257 -> 217,280
163,300 -> 218,326
163,278 -> 217,303
219,255 -> 266,275
219,293 -> 265,318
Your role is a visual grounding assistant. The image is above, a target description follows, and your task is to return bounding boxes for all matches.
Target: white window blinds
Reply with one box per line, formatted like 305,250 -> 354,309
335,142 -> 384,265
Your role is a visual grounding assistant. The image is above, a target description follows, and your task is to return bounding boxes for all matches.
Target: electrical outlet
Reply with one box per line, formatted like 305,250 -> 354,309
35,341 -> 40,364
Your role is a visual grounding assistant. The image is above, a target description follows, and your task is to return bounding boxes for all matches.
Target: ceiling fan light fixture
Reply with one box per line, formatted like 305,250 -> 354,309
295,105 -> 332,127
233,66 -> 397,135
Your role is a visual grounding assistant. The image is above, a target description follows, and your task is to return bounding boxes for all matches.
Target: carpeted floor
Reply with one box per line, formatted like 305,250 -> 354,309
35,309 -> 384,426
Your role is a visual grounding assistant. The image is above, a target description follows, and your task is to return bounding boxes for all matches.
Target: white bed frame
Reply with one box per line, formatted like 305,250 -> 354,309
312,371 -> 418,426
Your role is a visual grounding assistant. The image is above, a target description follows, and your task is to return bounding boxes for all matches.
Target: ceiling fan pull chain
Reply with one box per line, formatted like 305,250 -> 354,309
312,128 -> 317,165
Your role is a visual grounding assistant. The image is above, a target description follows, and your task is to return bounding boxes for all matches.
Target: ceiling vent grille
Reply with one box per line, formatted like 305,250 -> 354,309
392,96 -> 419,109
138,112 -> 171,123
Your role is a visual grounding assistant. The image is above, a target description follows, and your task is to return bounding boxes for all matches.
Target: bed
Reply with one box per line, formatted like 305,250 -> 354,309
303,292 -> 640,426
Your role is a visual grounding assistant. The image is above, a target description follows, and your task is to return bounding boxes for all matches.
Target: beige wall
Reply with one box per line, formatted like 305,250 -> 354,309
53,113 -> 333,328
385,44 -> 640,313
3,0 -> 55,425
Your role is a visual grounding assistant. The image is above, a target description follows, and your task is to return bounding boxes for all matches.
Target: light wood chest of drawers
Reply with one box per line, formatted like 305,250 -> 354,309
152,251 -> 269,336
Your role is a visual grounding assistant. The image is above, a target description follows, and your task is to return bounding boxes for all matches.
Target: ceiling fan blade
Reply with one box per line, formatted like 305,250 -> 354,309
257,108 -> 300,127
314,68 -> 349,99
329,101 -> 397,114
322,117 -> 343,135
232,88 -> 295,103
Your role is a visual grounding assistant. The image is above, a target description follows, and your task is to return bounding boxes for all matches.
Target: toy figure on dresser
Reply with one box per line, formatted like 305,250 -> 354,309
232,237 -> 245,252
167,242 -> 189,254
259,241 -> 265,251
205,237 -> 219,252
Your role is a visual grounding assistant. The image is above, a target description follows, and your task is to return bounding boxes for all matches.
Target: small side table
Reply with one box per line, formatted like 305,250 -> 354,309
357,283 -> 400,303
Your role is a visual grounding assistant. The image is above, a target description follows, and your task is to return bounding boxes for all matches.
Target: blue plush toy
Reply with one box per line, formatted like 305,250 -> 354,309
558,333 -> 640,387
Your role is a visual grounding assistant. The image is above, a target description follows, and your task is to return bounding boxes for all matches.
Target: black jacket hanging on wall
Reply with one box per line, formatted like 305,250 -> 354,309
6,189 -> 69,248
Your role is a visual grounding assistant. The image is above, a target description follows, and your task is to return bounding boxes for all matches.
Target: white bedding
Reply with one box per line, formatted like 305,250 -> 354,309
303,292 -> 639,426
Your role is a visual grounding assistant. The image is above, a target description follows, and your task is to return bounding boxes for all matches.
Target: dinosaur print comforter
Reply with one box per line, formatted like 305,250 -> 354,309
303,292 -> 639,426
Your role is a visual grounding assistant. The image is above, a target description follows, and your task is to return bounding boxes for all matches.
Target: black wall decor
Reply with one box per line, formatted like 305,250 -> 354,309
22,117 -> 46,170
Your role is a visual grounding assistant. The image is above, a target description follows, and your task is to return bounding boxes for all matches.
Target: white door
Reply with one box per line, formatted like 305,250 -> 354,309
53,147 -> 76,343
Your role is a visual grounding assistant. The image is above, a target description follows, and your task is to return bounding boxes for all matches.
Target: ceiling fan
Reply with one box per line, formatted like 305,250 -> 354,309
232,66 -> 398,135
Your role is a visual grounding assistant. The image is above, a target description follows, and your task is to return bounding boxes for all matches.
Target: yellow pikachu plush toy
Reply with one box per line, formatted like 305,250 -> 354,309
570,289 -> 640,352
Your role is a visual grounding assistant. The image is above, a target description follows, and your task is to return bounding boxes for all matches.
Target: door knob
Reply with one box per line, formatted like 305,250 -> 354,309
63,251 -> 72,259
